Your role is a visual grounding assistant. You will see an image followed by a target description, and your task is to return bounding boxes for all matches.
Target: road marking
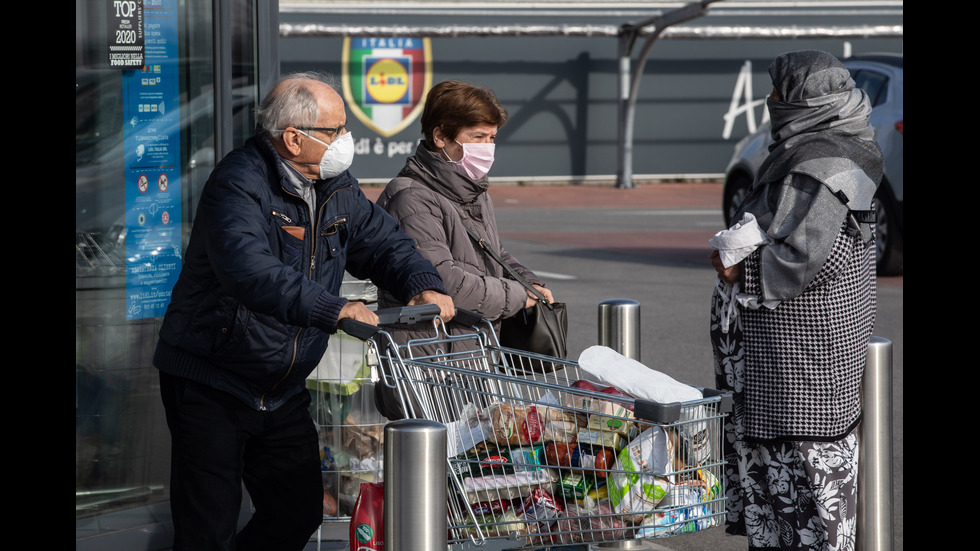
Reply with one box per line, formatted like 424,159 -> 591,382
533,271 -> 577,281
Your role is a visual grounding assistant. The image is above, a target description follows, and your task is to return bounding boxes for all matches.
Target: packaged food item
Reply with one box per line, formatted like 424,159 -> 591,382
665,480 -> 709,507
673,410 -> 712,467
323,489 -> 338,516
577,346 -> 703,404
342,411 -> 383,457
557,472 -> 595,501
461,469 -> 557,503
567,380 -> 635,418
586,413 -> 634,437
459,504 -> 526,539
489,404 -> 543,446
544,441 -> 578,468
493,509 -> 527,536
350,482 -> 384,550
553,499 -> 631,544
509,446 -> 545,472
608,426 -> 674,522
515,487 -> 564,535
451,445 -> 514,479
575,445 -> 616,478
538,405 -> 582,442
445,402 -> 491,456
577,428 -> 628,452
470,499 -> 510,517
635,502 -> 715,537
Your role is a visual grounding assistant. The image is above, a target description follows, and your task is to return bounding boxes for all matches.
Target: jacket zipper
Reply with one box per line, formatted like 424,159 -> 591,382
259,182 -> 351,409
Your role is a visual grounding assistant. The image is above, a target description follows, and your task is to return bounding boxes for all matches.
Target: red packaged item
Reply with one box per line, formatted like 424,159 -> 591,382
350,482 -> 384,550
489,404 -> 543,446
515,487 -> 564,535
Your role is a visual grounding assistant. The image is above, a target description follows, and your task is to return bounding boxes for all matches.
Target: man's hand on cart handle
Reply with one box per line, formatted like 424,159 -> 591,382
338,301 -> 379,326
409,290 -> 456,322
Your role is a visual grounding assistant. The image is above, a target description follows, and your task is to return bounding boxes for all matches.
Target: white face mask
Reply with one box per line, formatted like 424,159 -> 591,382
444,140 -> 495,180
297,130 -> 354,179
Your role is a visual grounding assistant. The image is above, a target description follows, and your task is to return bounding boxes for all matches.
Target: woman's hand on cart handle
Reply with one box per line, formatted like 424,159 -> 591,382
409,290 -> 455,322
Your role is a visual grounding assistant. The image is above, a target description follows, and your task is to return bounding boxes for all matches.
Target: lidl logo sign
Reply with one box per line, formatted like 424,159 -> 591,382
343,37 -> 432,138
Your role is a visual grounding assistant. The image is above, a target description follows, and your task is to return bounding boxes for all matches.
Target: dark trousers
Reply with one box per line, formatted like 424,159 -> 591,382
160,372 -> 323,551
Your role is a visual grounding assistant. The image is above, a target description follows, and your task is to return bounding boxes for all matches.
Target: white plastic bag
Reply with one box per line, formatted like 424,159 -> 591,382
577,346 -> 702,404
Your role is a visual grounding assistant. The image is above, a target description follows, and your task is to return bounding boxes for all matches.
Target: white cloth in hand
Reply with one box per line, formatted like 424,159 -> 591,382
708,213 -> 769,268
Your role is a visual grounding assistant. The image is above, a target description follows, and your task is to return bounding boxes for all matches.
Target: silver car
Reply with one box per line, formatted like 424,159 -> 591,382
722,53 -> 904,275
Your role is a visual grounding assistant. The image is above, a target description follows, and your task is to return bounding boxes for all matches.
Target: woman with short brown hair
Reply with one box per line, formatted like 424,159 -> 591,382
374,81 -> 556,418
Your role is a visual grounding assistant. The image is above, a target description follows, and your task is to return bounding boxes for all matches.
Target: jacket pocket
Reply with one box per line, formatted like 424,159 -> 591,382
211,298 -> 250,354
320,216 -> 348,259
282,225 -> 305,240
274,222 -> 307,270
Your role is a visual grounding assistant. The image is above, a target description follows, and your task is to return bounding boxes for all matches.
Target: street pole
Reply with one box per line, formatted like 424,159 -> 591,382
598,298 -> 641,361
858,337 -> 894,551
384,419 -> 447,551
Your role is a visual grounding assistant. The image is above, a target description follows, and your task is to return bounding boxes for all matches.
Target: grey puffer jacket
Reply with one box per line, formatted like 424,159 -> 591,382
376,143 -> 544,342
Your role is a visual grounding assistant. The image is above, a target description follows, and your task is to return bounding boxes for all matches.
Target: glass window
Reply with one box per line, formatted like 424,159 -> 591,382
852,69 -> 889,107
76,0 -> 258,543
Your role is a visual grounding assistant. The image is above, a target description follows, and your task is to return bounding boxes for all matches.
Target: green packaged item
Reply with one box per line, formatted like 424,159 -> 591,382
509,446 -> 544,472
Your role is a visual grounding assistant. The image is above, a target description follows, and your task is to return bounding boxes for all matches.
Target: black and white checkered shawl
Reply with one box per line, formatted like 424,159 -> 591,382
729,50 -> 883,441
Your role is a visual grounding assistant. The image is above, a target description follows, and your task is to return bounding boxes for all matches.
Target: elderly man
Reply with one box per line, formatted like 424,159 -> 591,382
154,72 -> 454,550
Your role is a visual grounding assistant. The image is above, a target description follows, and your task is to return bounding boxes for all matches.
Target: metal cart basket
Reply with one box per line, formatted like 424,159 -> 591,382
342,306 -> 732,550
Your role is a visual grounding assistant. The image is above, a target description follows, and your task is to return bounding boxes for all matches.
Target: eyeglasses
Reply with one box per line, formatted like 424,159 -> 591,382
293,125 -> 346,135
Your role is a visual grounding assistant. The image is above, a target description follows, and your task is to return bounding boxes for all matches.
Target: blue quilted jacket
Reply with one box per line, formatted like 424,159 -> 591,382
154,135 -> 444,411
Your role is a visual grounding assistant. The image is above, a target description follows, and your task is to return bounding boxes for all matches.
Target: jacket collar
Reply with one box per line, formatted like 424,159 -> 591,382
250,133 -> 354,198
399,142 -> 488,204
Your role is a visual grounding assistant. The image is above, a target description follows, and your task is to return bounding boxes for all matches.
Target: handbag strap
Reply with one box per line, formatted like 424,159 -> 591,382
461,225 -> 553,309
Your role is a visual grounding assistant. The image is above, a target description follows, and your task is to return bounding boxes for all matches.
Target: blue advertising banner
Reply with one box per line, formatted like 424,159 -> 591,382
122,0 -> 181,320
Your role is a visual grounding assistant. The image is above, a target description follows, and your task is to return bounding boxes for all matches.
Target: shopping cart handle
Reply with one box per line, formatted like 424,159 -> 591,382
375,304 -> 442,325
337,318 -> 379,341
633,400 -> 682,424
450,308 -> 485,328
339,305 -> 443,341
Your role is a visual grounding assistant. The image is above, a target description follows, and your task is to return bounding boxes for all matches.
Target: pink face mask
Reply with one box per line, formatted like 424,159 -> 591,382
445,140 -> 495,180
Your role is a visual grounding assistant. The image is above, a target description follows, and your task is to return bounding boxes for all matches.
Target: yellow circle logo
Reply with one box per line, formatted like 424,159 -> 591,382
365,58 -> 409,104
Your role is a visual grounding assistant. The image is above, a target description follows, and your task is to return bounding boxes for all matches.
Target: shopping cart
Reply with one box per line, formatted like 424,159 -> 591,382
341,306 -> 732,550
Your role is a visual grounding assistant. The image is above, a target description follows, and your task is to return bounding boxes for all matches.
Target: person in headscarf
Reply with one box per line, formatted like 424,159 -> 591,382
708,50 -> 882,550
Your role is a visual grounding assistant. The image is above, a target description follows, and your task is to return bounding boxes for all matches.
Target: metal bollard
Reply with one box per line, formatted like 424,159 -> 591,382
384,419 -> 447,551
858,337 -> 894,551
598,299 -> 641,361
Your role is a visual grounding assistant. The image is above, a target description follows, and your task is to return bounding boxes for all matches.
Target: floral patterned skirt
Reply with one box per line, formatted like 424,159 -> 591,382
710,285 -> 859,551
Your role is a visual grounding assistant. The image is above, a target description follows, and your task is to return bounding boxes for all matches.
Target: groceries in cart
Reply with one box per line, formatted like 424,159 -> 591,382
342,306 -> 731,547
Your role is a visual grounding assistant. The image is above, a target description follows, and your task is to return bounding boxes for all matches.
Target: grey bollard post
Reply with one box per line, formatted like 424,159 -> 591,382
598,299 -> 641,361
384,419 -> 447,551
858,337 -> 893,551
596,299 -> 647,550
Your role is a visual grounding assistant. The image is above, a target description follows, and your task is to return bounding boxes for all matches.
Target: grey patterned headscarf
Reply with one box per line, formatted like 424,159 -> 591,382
735,50 -> 883,301
766,49 -> 876,150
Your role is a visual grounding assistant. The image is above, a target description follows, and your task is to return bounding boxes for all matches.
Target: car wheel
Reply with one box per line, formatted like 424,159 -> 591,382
873,183 -> 903,276
723,173 -> 752,227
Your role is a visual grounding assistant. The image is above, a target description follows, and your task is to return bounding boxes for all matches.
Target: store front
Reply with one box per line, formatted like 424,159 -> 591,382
75,1 -> 277,547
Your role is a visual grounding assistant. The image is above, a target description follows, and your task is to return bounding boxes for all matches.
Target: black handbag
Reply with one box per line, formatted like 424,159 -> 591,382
499,299 -> 568,359
463,226 -> 568,364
